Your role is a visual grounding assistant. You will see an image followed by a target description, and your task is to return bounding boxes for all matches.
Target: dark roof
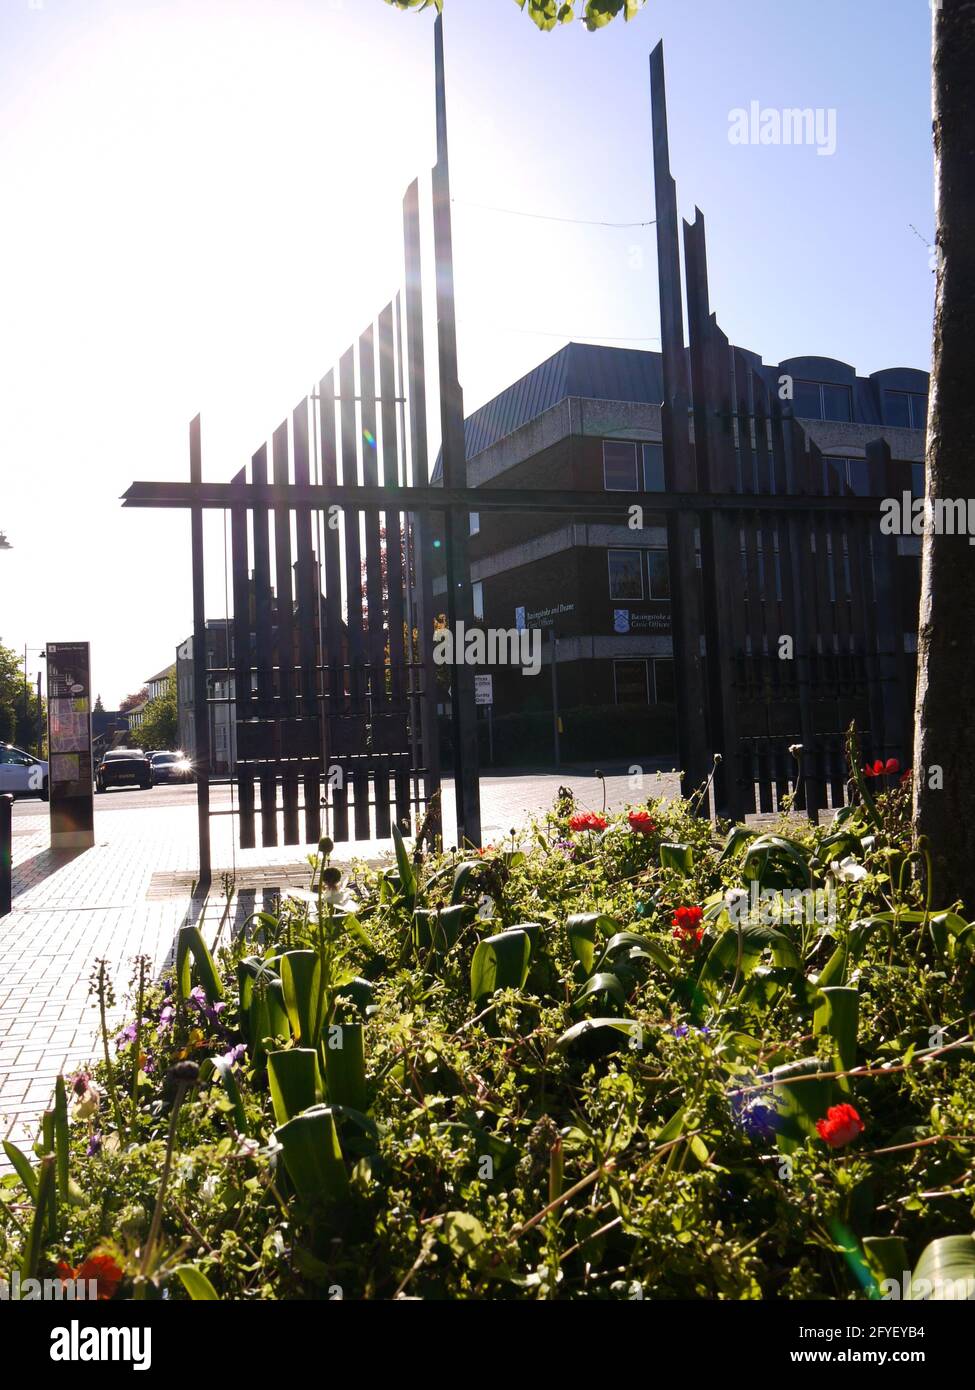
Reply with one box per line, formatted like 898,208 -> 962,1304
435,343 -> 665,478
145,663 -> 176,685
434,341 -> 929,481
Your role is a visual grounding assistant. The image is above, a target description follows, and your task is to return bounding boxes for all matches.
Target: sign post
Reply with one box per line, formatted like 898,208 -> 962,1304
474,674 -> 493,766
45,642 -> 95,851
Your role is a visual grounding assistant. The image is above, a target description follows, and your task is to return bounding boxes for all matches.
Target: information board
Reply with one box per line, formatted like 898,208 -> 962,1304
46,641 -> 94,849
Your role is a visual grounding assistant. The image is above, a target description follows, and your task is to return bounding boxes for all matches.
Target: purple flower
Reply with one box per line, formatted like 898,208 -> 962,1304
115,1022 -> 138,1048
158,1005 -> 175,1029
220,1043 -> 247,1069
189,987 -> 226,1026
86,1133 -> 102,1156
740,1101 -> 779,1141
672,1024 -> 689,1038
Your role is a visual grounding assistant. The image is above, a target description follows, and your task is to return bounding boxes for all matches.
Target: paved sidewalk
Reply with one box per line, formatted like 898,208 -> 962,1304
1,767 -> 681,1166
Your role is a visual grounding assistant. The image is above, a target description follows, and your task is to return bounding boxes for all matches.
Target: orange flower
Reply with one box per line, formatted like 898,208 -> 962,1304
56,1250 -> 124,1300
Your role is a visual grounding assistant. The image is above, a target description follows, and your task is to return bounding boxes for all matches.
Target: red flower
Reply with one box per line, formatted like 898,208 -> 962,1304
627,809 -> 657,836
56,1251 -> 124,1300
815,1102 -> 864,1149
884,758 -> 899,775
671,904 -> 704,949
900,768 -> 913,784
569,812 -> 607,833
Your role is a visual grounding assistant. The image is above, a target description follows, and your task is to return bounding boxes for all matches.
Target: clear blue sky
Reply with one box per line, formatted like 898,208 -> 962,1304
0,0 -> 935,707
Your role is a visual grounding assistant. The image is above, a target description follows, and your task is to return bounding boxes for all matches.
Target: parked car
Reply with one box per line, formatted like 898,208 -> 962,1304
149,751 -> 193,784
0,744 -> 49,800
96,748 -> 152,792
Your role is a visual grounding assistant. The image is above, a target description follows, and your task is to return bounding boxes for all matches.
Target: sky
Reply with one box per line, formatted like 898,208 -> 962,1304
0,0 -> 936,708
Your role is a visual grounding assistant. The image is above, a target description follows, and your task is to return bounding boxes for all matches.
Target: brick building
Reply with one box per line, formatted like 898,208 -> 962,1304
431,342 -> 927,764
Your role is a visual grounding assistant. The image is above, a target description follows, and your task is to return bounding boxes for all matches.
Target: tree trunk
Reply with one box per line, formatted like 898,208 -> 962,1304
912,1 -> 975,907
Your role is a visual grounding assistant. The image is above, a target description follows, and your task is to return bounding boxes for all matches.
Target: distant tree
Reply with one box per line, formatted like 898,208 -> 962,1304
134,675 -> 178,751
119,686 -> 149,714
94,693 -> 105,713
0,640 -> 43,750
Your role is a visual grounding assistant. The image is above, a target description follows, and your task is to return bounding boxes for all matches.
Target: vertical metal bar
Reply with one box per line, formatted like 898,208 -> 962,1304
293,397 -> 322,844
273,421 -> 300,844
381,301 -> 411,832
230,467 -> 256,848
360,324 -> 387,838
318,369 -> 346,842
650,42 -> 712,812
0,794 -> 11,917
433,13 -> 480,847
190,415 -> 211,887
403,178 -> 441,842
251,444 -> 278,847
683,210 -> 741,818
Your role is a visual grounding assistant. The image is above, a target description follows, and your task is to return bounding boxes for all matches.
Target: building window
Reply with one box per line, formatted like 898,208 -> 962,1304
642,442 -> 665,492
652,658 -> 675,703
614,659 -> 648,705
911,462 -> 925,498
469,512 -> 480,536
793,380 -> 853,422
603,441 -> 639,491
608,548 -> 644,600
883,390 -> 927,430
472,580 -> 484,621
823,456 -> 869,495
646,549 -> 670,600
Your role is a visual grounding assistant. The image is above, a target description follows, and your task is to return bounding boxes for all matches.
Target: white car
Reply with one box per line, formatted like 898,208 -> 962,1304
0,744 -> 49,800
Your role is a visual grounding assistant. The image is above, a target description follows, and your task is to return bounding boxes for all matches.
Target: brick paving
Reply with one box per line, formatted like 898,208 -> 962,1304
1,766 -> 682,1167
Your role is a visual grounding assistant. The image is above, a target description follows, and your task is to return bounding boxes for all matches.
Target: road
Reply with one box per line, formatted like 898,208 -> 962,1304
11,763 -> 683,849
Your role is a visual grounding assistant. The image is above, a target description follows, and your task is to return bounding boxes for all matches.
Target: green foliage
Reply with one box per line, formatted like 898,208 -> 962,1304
3,776 -> 974,1301
383,0 -> 649,33
133,673 -> 178,751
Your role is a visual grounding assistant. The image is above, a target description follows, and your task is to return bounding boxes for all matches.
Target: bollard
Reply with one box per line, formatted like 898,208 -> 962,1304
0,793 -> 12,917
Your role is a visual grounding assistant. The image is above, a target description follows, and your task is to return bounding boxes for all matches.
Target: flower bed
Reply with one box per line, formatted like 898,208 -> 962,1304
2,764 -> 974,1301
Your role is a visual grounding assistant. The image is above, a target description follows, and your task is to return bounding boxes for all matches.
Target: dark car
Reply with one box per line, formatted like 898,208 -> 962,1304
96,748 -> 152,792
149,751 -> 193,784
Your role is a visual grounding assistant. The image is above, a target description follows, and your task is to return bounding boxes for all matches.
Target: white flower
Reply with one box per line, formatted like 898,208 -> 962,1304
73,1082 -> 102,1120
724,888 -> 749,923
829,856 -> 867,884
200,1174 -> 219,1202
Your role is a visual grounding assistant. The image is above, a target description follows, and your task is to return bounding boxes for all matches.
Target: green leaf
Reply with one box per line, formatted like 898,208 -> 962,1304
772,1056 -> 834,1150
862,1236 -> 909,1291
470,929 -> 532,1002
450,861 -> 481,904
175,924 -> 224,1004
813,986 -> 859,1077
53,1075 -> 69,1208
442,1210 -> 488,1260
391,823 -> 417,911
21,1154 -> 55,1280
572,971 -> 627,1013
718,826 -> 755,862
323,1022 -> 367,1113
565,912 -> 617,975
267,1049 -> 323,1126
555,1016 -> 643,1058
274,1105 -> 349,1205
597,931 -> 672,977
279,950 -> 323,1047
200,1055 -> 248,1135
2,1140 -> 38,1201
172,1263 -> 219,1300
908,1233 -> 975,1300
740,836 -> 812,890
660,841 -> 694,874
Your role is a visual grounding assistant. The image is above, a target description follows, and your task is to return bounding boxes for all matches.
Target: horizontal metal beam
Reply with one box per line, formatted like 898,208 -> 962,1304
122,479 -> 886,516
